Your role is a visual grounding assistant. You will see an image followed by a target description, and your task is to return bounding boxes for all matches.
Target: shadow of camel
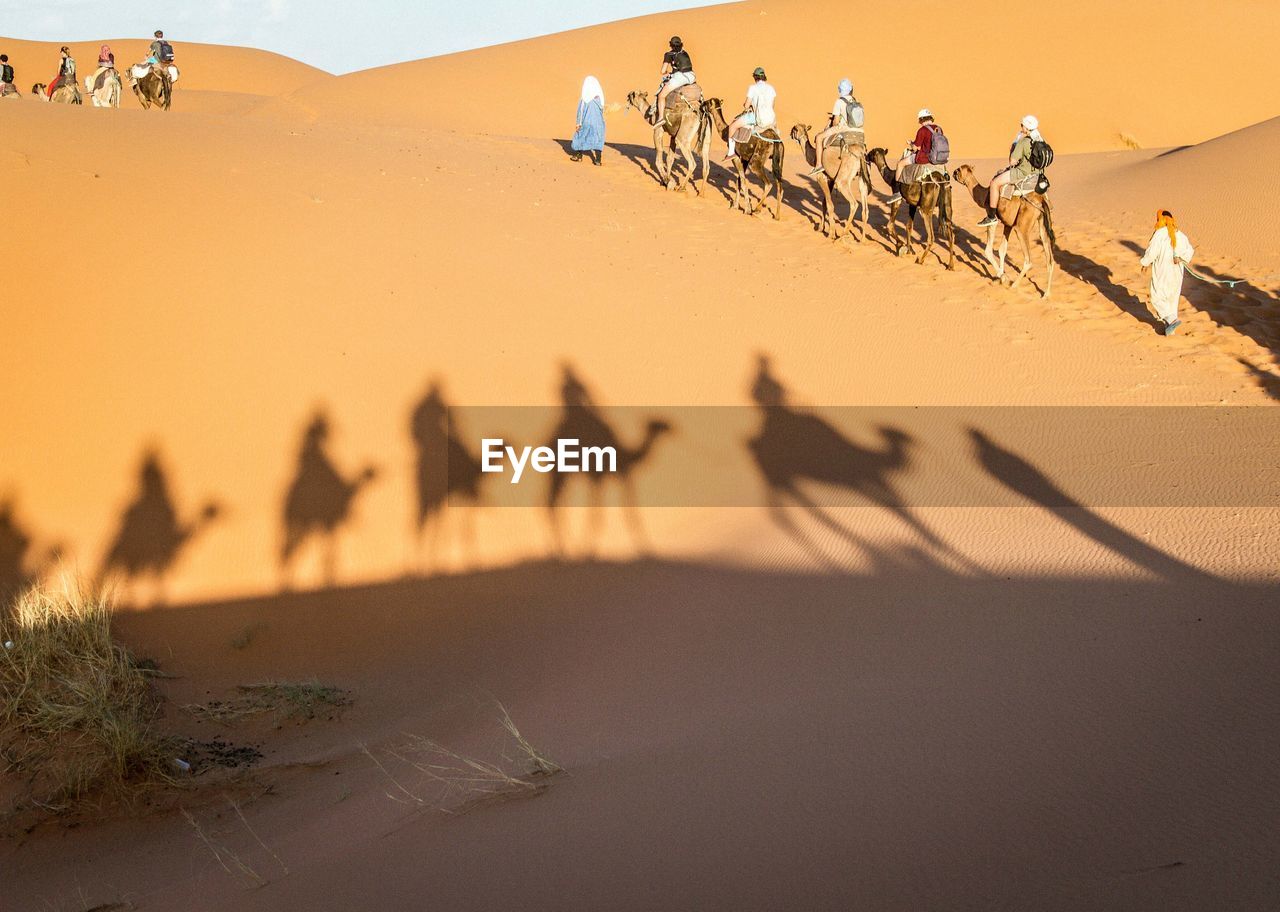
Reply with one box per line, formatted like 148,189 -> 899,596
1054,245 -> 1160,331
544,363 -> 673,559
745,355 -> 978,573
98,449 -> 221,605
968,428 -> 1214,582
280,410 -> 378,589
409,379 -> 486,573
0,499 -> 63,609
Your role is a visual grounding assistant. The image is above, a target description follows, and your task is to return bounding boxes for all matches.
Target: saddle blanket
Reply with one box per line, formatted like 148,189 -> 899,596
130,64 -> 180,83
827,129 -> 866,149
1000,171 -> 1040,199
668,84 -> 702,106
732,126 -> 781,144
901,162 -> 949,183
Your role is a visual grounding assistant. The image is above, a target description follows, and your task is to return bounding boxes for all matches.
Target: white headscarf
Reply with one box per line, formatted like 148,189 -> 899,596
580,75 -> 604,106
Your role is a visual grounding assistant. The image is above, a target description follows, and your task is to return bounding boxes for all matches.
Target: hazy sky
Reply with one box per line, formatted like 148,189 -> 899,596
0,0 -> 731,74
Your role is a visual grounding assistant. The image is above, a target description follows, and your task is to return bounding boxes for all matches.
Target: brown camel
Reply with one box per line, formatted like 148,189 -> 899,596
32,80 -> 82,104
131,67 -> 172,111
280,413 -> 378,587
952,164 -> 1055,297
705,97 -> 785,219
867,147 -> 954,268
790,124 -> 871,242
626,89 -> 712,194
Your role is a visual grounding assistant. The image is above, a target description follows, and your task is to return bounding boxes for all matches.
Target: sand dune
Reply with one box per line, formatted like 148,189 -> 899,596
0,36 -> 329,100
291,0 -> 1279,156
2,6 -> 1280,910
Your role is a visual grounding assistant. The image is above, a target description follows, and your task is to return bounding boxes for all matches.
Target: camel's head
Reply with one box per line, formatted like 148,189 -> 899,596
198,501 -> 223,524
952,164 -> 974,185
789,124 -> 809,145
868,147 -> 888,167
645,418 -> 674,438
876,426 -> 915,453
625,90 -> 648,112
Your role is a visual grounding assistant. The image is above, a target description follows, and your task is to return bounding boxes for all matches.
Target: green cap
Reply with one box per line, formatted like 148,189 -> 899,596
752,66 -> 766,79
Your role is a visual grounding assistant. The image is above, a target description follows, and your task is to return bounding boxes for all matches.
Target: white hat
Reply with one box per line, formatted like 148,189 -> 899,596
917,107 -> 932,119
1021,114 -> 1039,131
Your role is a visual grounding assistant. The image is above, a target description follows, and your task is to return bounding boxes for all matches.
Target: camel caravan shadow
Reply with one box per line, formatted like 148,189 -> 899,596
410,379 -> 486,573
98,450 -> 221,605
0,499 -> 63,611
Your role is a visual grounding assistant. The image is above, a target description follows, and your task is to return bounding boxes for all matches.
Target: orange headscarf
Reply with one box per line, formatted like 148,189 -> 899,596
1154,209 -> 1177,251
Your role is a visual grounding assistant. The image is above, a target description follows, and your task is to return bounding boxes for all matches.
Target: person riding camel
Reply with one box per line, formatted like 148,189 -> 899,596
807,77 -> 864,176
148,30 -> 175,67
724,67 -> 777,160
654,36 -> 696,124
47,46 -> 75,99
0,54 -> 16,97
886,108 -> 940,204
89,44 -> 115,90
978,115 -> 1042,226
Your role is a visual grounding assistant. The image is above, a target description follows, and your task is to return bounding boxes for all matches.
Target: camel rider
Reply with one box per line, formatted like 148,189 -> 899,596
979,115 -> 1041,226
47,46 -> 75,99
725,67 -> 777,160
886,108 -> 939,204
0,55 -> 15,96
807,77 -> 864,176
654,36 -> 695,123
89,44 -> 115,89
148,30 -> 175,66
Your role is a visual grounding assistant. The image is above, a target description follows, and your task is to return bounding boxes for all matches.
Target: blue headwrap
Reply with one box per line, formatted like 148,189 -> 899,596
838,78 -> 853,96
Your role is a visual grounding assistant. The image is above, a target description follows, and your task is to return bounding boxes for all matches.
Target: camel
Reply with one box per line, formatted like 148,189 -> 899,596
0,83 -> 20,99
85,68 -> 122,108
790,124 -> 871,242
131,66 -> 172,111
867,147 -> 954,268
952,164 -> 1055,297
626,88 -> 712,194
280,413 -> 378,587
32,81 -> 82,105
98,452 -> 220,604
410,382 -> 486,571
704,98 -> 785,219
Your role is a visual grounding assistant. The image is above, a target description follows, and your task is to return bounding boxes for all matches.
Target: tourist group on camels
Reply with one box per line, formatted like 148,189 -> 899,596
0,30 -> 180,109
583,35 -> 1197,331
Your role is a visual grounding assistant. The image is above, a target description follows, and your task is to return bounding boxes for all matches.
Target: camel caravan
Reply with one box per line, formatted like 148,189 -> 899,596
626,38 -> 1057,297
0,32 -> 180,111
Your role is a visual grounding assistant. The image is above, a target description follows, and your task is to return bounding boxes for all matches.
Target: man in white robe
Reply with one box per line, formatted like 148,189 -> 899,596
1140,211 -> 1194,335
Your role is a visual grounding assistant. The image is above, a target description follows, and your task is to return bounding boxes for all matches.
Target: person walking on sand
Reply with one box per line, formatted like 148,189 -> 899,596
0,55 -> 17,96
47,46 -> 75,98
724,67 -> 777,160
571,75 -> 606,165
1140,209 -> 1195,336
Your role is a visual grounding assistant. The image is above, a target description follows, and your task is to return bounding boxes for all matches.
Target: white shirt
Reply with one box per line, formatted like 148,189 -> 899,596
747,81 -> 776,127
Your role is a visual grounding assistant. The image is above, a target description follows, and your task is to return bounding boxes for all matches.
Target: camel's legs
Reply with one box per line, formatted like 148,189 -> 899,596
620,479 -> 651,555
856,175 -> 869,242
582,483 -> 606,559
995,226 -> 1012,280
652,126 -> 669,187
675,141 -> 697,192
916,206 -> 935,265
773,170 -> 784,220
696,127 -> 711,196
1008,226 -> 1033,290
1040,218 -> 1054,298
818,176 -> 837,238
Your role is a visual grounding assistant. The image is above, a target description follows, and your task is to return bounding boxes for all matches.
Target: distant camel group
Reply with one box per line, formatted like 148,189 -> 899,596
624,83 -> 1054,297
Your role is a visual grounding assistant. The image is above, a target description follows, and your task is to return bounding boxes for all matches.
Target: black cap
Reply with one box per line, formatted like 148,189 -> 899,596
155,30 -> 164,38
669,36 -> 682,48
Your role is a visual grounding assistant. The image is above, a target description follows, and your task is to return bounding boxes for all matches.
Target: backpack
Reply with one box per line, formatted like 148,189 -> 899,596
843,97 -> 865,129
1029,138 -> 1054,171
158,41 -> 175,63
926,124 -> 949,165
1,64 -> 12,84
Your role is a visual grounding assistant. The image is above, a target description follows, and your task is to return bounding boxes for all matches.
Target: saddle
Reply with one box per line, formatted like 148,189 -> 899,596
89,69 -> 116,92
900,162 -> 949,184
999,171 -> 1040,200
827,129 -> 866,151
670,84 -> 702,106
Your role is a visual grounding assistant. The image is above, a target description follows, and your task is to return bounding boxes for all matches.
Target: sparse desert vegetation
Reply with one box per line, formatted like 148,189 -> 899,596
186,681 -> 351,726
0,582 -> 179,815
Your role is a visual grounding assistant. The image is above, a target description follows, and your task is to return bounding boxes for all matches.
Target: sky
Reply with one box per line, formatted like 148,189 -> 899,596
0,0 -> 733,74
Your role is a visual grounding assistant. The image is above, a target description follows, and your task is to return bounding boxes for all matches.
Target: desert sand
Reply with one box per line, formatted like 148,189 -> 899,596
2,0 -> 1279,908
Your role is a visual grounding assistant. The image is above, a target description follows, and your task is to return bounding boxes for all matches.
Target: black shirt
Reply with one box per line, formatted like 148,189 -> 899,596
663,49 -> 693,73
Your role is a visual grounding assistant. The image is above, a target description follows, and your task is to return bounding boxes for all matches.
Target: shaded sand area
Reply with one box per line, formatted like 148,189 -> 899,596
2,1 -> 1279,908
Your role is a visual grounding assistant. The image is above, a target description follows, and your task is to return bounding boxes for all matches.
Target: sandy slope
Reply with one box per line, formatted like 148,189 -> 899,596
2,15 -> 1280,912
291,0 -> 1280,156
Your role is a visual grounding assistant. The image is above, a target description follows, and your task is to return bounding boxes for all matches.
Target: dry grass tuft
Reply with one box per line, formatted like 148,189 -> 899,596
0,580 -> 179,814
1117,132 -> 1142,150
185,681 -> 351,725
364,704 -> 563,813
